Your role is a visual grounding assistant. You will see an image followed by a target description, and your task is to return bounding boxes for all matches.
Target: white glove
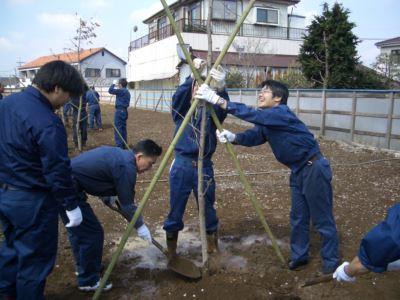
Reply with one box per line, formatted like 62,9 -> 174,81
387,259 -> 400,271
195,84 -> 220,104
65,207 -> 83,227
333,262 -> 356,282
112,79 -> 119,85
193,58 -> 205,70
137,224 -> 152,243
210,66 -> 226,89
216,129 -> 236,143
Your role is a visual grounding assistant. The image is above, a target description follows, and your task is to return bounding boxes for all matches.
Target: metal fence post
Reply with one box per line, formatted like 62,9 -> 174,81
296,90 -> 300,116
255,90 -> 258,108
239,88 -> 242,103
320,90 -> 327,136
350,91 -> 357,142
386,92 -> 395,149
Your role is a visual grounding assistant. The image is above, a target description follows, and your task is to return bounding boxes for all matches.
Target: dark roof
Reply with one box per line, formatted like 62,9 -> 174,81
375,37 -> 400,47
192,50 -> 298,68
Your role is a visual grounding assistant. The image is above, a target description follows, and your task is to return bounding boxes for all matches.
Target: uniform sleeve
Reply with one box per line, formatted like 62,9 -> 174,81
227,102 -> 289,127
358,203 -> 400,273
213,89 -> 229,123
113,165 -> 144,229
234,125 -> 267,147
108,84 -> 124,96
36,121 -> 78,211
171,78 -> 193,123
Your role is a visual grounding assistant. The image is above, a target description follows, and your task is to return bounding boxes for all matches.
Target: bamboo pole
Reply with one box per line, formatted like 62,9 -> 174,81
92,2 -> 259,298
160,0 -> 285,265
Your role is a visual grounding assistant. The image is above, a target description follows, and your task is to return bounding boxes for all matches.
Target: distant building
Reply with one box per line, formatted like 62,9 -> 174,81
18,48 -> 127,86
128,0 -> 305,89
0,76 -> 21,88
375,37 -> 400,80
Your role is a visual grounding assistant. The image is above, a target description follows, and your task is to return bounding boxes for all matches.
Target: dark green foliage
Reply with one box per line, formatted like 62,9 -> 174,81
226,67 -> 246,88
299,3 -> 359,88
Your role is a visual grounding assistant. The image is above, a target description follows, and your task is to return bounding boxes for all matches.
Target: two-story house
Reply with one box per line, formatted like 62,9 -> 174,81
375,37 -> 400,81
128,0 -> 305,89
18,47 -> 127,87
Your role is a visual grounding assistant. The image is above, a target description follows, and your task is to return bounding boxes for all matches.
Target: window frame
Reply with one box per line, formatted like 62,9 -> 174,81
105,68 -> 121,78
254,7 -> 279,26
212,0 -> 237,21
84,68 -> 101,78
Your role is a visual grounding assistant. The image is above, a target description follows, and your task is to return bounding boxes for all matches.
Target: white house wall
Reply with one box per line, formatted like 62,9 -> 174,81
128,36 -> 180,82
82,51 -> 126,85
129,32 -> 301,82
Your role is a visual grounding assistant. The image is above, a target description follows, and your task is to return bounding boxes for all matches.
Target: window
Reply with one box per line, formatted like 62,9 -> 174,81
85,68 -> 101,78
255,7 -> 279,25
213,0 -> 236,20
106,68 -> 121,78
391,50 -> 400,64
188,2 -> 201,22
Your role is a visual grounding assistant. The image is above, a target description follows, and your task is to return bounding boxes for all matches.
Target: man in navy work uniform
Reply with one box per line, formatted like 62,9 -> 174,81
87,85 -> 103,131
108,78 -> 130,149
333,202 -> 400,282
0,60 -> 84,300
196,77 -> 339,274
163,61 -> 229,261
71,84 -> 88,149
60,139 -> 162,292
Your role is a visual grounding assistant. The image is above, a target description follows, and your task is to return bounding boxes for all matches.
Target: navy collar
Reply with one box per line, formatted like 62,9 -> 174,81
25,86 -> 54,111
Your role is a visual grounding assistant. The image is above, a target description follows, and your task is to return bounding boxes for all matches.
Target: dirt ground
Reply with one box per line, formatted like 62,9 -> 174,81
45,104 -> 400,299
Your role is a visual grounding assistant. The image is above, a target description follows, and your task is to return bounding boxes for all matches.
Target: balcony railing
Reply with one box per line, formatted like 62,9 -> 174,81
129,18 -> 306,51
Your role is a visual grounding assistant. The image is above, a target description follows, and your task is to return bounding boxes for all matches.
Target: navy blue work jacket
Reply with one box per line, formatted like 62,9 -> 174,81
0,86 -> 78,210
108,85 -> 130,109
86,90 -> 100,106
229,102 -> 320,173
172,77 -> 229,160
71,146 -> 143,228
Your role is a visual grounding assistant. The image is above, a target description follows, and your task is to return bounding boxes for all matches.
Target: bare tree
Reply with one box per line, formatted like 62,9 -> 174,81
67,14 -> 100,151
372,53 -> 400,81
232,38 -> 268,88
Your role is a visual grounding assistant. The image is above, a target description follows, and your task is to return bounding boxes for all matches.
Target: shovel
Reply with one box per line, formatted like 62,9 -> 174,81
103,199 -> 202,279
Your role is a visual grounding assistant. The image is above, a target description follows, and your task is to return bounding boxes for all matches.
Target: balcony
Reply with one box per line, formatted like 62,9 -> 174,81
129,18 -> 306,51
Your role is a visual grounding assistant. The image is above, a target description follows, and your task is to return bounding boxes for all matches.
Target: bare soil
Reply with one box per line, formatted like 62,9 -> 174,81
46,105 -> 400,299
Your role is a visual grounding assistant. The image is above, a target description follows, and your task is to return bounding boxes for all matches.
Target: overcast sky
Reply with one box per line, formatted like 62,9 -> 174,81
0,0 -> 399,77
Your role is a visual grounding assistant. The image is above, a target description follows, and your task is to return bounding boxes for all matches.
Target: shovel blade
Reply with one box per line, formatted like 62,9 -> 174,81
167,256 -> 202,279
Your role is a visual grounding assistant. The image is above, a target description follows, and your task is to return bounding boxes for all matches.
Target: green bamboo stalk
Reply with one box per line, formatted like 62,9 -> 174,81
159,0 -> 285,264
93,1 -> 261,298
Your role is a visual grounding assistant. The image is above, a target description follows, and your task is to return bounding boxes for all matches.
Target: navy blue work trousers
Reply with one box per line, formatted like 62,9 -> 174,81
289,156 -> 339,269
163,156 -> 218,233
89,105 -> 102,129
0,188 -> 58,300
59,193 -> 104,287
114,108 -> 128,149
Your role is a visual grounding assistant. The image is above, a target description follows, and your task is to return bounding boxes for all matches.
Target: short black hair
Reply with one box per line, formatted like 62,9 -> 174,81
259,80 -> 289,105
119,78 -> 128,88
133,139 -> 162,157
32,60 -> 84,98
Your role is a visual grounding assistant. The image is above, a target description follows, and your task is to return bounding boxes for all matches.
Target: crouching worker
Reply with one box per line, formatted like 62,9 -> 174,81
195,78 -> 339,274
163,59 -> 229,265
0,60 -> 84,300
333,202 -> 400,282
59,139 -> 162,292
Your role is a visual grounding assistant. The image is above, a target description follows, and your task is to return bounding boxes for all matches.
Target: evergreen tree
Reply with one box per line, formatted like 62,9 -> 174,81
299,3 -> 359,88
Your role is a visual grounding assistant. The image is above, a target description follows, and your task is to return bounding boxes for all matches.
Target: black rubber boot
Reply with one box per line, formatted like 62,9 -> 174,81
166,231 -> 178,261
